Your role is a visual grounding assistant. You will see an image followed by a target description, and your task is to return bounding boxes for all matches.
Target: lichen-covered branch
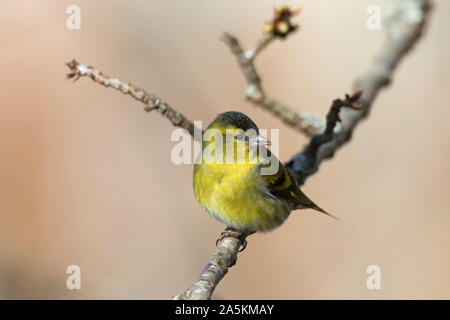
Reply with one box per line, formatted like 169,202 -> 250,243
66,59 -> 198,136
286,0 -> 432,185
173,236 -> 243,300
222,6 -> 326,137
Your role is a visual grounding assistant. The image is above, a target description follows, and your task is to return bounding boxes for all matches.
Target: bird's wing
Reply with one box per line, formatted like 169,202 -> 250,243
260,154 -> 305,204
261,159 -> 296,201
260,153 -> 331,216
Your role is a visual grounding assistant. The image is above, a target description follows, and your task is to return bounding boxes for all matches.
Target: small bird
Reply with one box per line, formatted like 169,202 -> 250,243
193,111 -> 333,248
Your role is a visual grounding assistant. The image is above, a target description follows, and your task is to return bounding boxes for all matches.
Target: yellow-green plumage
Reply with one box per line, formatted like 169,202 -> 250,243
193,111 -> 330,234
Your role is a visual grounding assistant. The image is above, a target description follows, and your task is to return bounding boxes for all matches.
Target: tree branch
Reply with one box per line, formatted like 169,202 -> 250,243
66,0 -> 432,300
66,59 -> 199,136
286,92 -> 363,185
286,0 -> 432,185
172,237 -> 243,300
222,6 -> 327,137
175,0 -> 432,299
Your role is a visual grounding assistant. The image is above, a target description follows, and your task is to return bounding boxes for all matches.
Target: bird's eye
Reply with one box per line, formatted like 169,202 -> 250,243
235,132 -> 245,140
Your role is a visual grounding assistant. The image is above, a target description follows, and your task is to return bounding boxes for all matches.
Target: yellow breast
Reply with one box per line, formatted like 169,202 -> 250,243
193,162 -> 291,233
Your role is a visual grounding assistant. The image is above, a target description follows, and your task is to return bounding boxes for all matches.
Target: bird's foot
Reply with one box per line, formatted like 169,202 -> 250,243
216,229 -> 248,252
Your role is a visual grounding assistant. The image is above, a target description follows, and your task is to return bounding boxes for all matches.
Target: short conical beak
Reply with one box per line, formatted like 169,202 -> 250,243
256,135 -> 271,146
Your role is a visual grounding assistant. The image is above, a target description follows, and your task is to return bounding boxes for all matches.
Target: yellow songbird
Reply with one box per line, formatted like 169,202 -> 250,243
193,111 -> 333,246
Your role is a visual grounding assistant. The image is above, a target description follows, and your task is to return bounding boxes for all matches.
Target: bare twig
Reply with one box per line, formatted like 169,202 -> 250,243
222,6 -> 326,137
286,0 -> 432,184
66,59 -> 198,136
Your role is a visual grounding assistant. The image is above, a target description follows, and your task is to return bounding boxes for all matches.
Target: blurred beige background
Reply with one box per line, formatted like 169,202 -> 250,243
0,0 -> 449,299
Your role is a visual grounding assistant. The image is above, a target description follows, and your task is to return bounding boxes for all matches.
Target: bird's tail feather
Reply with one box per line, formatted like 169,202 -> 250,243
310,204 -> 339,220
293,191 -> 338,220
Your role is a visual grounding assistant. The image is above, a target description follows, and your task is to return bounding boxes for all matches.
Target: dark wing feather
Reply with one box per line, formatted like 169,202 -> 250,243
260,150 -> 332,216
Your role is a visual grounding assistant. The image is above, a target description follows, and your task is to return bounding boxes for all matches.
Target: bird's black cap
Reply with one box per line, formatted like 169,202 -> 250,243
213,111 -> 259,133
